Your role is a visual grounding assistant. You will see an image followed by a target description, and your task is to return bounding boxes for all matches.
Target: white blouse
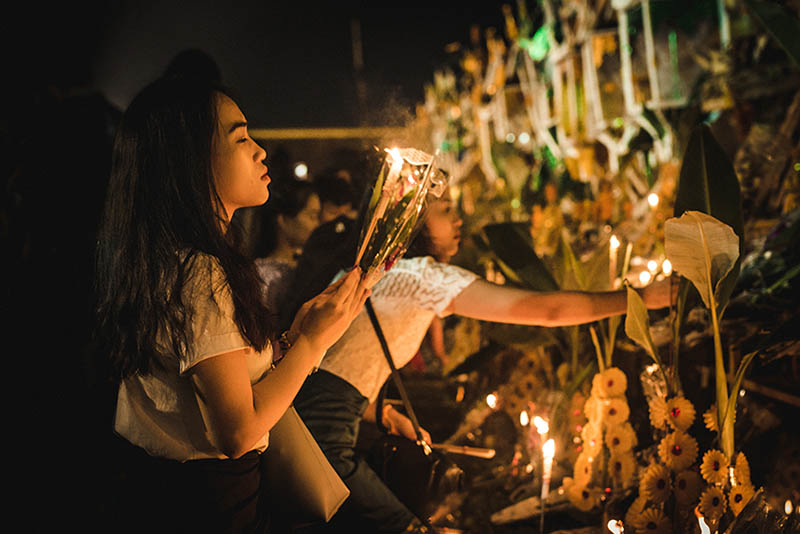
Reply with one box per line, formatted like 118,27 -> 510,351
320,256 -> 478,402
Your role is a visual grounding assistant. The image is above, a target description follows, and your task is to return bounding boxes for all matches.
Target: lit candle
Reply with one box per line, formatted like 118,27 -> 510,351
533,416 -> 549,436
541,439 -> 555,499
608,519 -> 624,534
609,235 -> 620,287
662,259 -> 673,276
695,506 -> 711,534
486,393 -> 498,409
647,193 -> 659,208
520,411 -> 530,427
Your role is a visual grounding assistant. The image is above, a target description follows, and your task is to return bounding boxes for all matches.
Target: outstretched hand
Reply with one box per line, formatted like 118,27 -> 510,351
289,268 -> 371,353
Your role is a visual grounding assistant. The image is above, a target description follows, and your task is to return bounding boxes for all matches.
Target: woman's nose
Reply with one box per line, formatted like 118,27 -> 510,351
255,143 -> 267,162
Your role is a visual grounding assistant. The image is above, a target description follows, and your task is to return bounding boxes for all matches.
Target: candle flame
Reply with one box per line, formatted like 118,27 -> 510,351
610,235 -> 621,251
486,393 -> 498,409
647,193 -> 659,208
647,260 -> 658,274
662,259 -> 673,276
786,500 -> 794,515
695,506 -> 711,534
533,416 -> 549,435
639,270 -> 652,285
607,519 -> 624,534
520,410 -> 529,426
543,438 -> 555,459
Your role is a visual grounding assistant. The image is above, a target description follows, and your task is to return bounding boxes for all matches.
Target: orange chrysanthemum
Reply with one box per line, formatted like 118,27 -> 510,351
729,484 -> 755,516
580,422 -> 603,456
584,396 -> 601,422
704,403 -> 735,433
593,367 -> 628,398
625,496 -> 647,529
699,486 -> 727,522
658,431 -> 698,471
734,452 -> 752,487
603,398 -> 630,426
573,451 -> 594,486
665,396 -> 696,432
609,452 -> 636,488
605,422 -> 637,454
636,507 -> 671,534
567,483 -> 599,512
639,463 -> 672,504
649,396 -> 669,430
674,470 -> 703,507
700,449 -> 729,485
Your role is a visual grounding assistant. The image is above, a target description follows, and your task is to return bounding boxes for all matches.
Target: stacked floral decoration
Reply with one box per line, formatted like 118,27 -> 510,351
623,394 -> 701,533
562,367 -> 637,513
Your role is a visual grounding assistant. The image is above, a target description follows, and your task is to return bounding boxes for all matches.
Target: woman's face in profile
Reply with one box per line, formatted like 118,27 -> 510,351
211,94 -> 270,219
424,189 -> 462,263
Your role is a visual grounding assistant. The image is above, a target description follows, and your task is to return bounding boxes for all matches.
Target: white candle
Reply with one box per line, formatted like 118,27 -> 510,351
608,519 -> 624,534
695,506 -> 711,534
541,439 -> 555,499
609,235 -> 620,287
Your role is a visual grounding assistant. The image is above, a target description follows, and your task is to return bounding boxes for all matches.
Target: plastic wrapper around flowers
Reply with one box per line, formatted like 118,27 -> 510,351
355,147 -> 447,287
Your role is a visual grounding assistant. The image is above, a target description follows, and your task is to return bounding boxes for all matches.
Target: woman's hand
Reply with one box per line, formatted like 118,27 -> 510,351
641,276 -> 678,309
288,268 -> 371,353
386,406 -> 431,445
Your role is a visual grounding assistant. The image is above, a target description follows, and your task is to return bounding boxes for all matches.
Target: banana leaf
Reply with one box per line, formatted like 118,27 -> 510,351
745,0 -> 800,69
483,222 -> 559,291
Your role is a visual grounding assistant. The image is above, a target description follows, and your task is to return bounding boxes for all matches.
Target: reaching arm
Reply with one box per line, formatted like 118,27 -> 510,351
447,278 -> 672,327
189,268 -> 370,458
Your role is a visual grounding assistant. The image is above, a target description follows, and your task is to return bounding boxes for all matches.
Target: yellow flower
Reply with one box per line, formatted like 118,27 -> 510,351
665,396 -> 696,432
581,422 -> 603,456
729,484 -> 755,516
609,452 -> 636,488
734,452 -> 752,487
584,396 -> 601,422
699,486 -> 727,522
625,495 -> 647,529
593,367 -> 628,398
573,451 -> 595,486
635,507 -> 671,534
704,403 -> 735,433
603,398 -> 630,426
567,483 -> 599,512
605,422 -> 637,454
700,449 -> 729,485
658,431 -> 698,471
674,470 -> 702,507
639,463 -> 672,504
649,396 -> 668,430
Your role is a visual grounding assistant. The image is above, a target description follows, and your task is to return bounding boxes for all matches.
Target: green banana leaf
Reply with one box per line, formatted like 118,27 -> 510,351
745,0 -> 800,69
625,285 -> 670,391
483,222 -> 560,291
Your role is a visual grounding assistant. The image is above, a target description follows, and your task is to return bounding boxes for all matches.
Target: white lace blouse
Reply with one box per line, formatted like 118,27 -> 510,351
319,256 -> 478,402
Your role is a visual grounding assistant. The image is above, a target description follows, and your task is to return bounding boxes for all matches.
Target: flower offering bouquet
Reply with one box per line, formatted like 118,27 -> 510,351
355,147 -> 447,286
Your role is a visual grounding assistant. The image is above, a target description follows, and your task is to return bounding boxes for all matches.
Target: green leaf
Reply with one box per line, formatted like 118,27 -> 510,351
673,124 -> 744,317
483,222 -> 560,291
719,351 -> 758,439
745,0 -> 800,69
624,285 -> 660,364
664,211 -> 740,311
554,230 -> 586,291
582,239 -> 611,292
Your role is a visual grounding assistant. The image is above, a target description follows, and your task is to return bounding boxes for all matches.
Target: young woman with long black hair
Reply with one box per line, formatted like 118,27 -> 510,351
95,76 -> 370,533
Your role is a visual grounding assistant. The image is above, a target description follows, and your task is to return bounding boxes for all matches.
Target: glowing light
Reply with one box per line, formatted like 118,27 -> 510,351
511,198 -> 521,209
610,235 -> 621,251
506,133 -> 516,143
486,393 -> 498,409
647,260 -> 658,274
520,411 -> 530,426
525,463 -> 534,473
543,439 -> 555,459
533,416 -> 549,435
608,519 -> 624,534
639,270 -> 652,285
519,132 -> 531,144
739,389 -> 746,397
293,162 -> 308,179
646,363 -> 660,374
662,259 -> 673,276
648,193 -> 660,208
695,506 -> 711,534
786,500 -> 794,515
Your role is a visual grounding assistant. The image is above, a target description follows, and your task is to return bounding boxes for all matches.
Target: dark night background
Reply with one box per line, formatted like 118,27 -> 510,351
3,2 -> 509,527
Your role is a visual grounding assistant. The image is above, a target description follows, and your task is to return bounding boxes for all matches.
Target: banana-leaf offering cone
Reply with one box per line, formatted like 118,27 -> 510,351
355,147 -> 447,287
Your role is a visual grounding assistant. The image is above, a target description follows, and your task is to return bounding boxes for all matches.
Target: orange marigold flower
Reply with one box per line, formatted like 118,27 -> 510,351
649,396 -> 668,430
729,484 -> 755,516
699,486 -> 727,522
609,452 -> 636,488
605,422 -> 637,454
639,463 -> 672,504
594,367 -> 628,398
635,507 -> 670,534
603,398 -> 630,426
584,396 -> 601,422
665,396 -> 696,432
573,451 -> 594,487
700,449 -> 729,485
674,470 -> 702,507
625,495 -> 648,529
658,431 -> 698,471
567,483 -> 599,512
734,452 -> 751,487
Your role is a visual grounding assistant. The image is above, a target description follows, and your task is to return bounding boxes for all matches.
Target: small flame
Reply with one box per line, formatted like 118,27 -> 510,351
533,416 -> 549,435
639,270 -> 652,285
520,410 -> 530,426
607,519 -> 624,534
610,235 -> 621,251
662,259 -> 673,276
648,193 -> 659,208
786,499 -> 794,515
486,393 -> 498,409
647,260 -> 658,274
695,506 -> 711,534
543,438 -> 555,459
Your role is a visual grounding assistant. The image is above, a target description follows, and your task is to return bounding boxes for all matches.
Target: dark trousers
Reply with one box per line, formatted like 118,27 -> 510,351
294,370 -> 416,534
110,436 -> 273,533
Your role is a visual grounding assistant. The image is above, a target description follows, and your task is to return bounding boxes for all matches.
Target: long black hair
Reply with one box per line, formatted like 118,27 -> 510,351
95,76 -> 273,379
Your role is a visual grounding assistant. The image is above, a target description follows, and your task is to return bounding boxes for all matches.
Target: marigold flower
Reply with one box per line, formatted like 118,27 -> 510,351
603,398 -> 630,426
566,483 -> 598,512
729,484 -> 755,516
635,507 -> 670,534
581,422 -> 603,456
625,495 -> 647,528
609,452 -> 636,488
704,403 -> 735,433
605,422 -> 637,454
592,367 -> 628,398
658,431 -> 698,471
573,451 -> 594,486
665,396 -> 696,432
734,452 -> 751,487
649,396 -> 668,430
699,486 -> 727,522
584,396 -> 601,422
674,470 -> 702,507
639,463 -> 672,504
700,449 -> 729,485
